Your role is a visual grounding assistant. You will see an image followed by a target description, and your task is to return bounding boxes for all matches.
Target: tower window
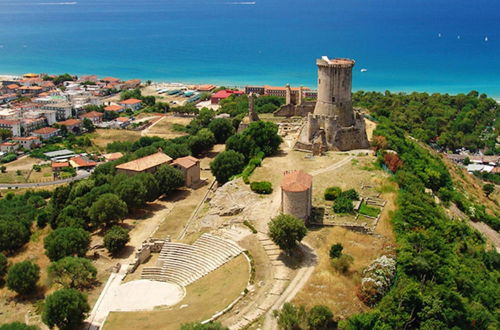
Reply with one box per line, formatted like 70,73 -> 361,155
332,97 -> 336,102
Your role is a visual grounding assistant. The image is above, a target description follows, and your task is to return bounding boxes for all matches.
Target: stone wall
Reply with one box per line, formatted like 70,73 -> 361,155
281,188 -> 312,220
273,101 -> 315,117
127,237 -> 166,273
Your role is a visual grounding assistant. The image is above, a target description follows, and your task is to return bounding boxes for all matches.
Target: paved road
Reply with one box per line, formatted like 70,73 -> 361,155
0,171 -> 91,189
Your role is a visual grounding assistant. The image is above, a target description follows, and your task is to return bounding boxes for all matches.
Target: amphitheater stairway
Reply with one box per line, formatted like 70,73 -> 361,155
141,233 -> 244,286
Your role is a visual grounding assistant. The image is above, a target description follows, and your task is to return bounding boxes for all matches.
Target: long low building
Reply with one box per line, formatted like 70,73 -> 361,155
115,152 -> 172,175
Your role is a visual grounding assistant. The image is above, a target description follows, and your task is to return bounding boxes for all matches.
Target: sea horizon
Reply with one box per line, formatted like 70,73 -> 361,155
1,0 -> 499,98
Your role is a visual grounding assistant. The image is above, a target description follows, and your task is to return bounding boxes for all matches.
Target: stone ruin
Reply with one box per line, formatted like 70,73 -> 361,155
295,56 -> 369,152
237,92 -> 260,132
273,84 -> 316,117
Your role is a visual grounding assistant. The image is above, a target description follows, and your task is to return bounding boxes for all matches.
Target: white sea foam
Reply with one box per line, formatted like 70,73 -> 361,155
39,2 -> 77,5
227,2 -> 256,5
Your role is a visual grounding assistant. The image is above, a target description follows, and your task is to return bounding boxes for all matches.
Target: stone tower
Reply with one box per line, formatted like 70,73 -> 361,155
295,56 -> 369,152
314,57 -> 355,126
237,93 -> 260,132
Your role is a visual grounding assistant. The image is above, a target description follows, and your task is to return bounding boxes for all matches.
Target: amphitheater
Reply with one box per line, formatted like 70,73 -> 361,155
141,233 -> 245,287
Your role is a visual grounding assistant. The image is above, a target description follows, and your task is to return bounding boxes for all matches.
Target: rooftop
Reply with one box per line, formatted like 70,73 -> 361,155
116,152 -> 172,172
103,152 -> 124,161
32,127 -> 59,135
281,170 -> 312,192
104,105 -> 124,112
58,119 -> 82,126
44,149 -> 74,158
119,98 -> 142,105
80,111 -> 104,118
173,155 -> 199,169
0,119 -> 21,125
318,56 -> 355,66
212,90 -> 244,99
70,155 -> 97,168
51,161 -> 69,168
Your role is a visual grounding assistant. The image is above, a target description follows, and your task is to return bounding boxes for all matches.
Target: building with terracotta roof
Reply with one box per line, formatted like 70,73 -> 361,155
12,136 -> 40,150
102,152 -> 124,162
115,152 -> 172,176
80,111 -> 103,124
69,155 -> 97,169
123,79 -> 141,89
281,170 -> 313,221
0,119 -> 21,136
119,98 -> 143,111
0,142 -> 19,153
104,105 -> 124,113
172,156 -> 200,187
57,119 -> 82,133
211,90 -> 244,104
101,77 -> 120,83
51,161 -> 70,173
196,84 -> 216,92
31,127 -> 60,140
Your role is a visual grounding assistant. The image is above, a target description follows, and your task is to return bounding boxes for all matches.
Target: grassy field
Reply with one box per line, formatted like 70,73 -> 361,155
103,254 -> 249,330
145,116 -> 191,139
92,129 -> 142,150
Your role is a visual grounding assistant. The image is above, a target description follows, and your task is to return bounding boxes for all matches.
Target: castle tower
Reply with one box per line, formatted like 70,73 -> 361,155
314,56 -> 355,126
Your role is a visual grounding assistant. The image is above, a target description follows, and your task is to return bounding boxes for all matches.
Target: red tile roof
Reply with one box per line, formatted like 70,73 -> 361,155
119,98 -> 142,105
281,170 -> 312,192
0,142 -> 17,147
173,156 -> 199,169
104,105 -> 124,112
116,152 -> 172,172
196,84 -> 216,91
80,111 -> 103,118
0,119 -> 20,125
12,136 -> 39,141
101,77 -> 120,82
51,161 -> 69,168
212,90 -> 244,99
103,152 -> 124,161
58,119 -> 82,126
6,84 -> 20,89
70,156 -> 97,167
115,117 -> 130,123
32,127 -> 59,134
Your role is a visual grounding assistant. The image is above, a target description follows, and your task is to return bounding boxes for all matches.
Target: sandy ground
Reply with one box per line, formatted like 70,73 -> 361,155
109,280 -> 185,311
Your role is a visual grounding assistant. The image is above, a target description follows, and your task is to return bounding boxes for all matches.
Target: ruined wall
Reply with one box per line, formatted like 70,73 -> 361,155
273,102 -> 315,117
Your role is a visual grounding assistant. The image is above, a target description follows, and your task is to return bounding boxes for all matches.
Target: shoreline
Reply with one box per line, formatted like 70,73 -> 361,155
1,73 -> 499,101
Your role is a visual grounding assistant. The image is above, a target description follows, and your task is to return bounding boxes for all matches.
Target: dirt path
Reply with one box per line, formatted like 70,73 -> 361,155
469,221 -> 500,252
310,155 -> 353,176
140,116 -> 164,136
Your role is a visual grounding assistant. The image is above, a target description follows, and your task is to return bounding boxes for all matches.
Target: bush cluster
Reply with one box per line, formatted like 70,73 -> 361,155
250,181 -> 273,194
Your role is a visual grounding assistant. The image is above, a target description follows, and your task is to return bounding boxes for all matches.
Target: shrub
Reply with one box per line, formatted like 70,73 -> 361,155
357,256 -> 396,306
339,188 -> 359,201
42,288 -> 90,330
103,226 -> 130,254
0,220 -> 30,252
0,322 -> 38,330
243,220 -> 258,234
6,261 -> 40,295
44,227 -> 90,261
331,254 -> 354,274
250,181 -> 273,194
210,150 -> 245,184
268,214 -> 307,251
0,252 -> 8,281
307,305 -> 335,329
48,256 -> 97,289
329,243 -> 343,259
383,152 -> 403,173
333,196 -> 354,214
324,186 -> 342,201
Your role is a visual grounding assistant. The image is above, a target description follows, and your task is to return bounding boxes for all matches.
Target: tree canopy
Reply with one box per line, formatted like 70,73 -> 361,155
48,256 -> 97,289
44,227 -> 90,261
42,288 -> 90,330
6,261 -> 40,295
268,214 -> 307,251
210,150 -> 246,184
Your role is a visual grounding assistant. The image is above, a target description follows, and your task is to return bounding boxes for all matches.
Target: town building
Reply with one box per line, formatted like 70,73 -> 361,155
69,155 -> 97,169
0,142 -> 19,153
57,119 -> 82,133
196,84 -> 216,92
80,111 -> 104,124
119,98 -> 143,111
41,102 -> 72,120
0,119 -> 21,136
281,170 -> 313,221
211,90 -> 244,104
31,127 -> 60,140
172,156 -> 200,187
51,161 -> 70,174
103,152 -> 124,162
104,105 -> 125,113
115,152 -> 172,175
12,136 -> 40,150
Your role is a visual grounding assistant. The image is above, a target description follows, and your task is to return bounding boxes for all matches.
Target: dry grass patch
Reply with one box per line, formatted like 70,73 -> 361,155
293,226 -> 394,320
145,116 -> 191,139
92,129 -> 141,150
104,254 -> 249,330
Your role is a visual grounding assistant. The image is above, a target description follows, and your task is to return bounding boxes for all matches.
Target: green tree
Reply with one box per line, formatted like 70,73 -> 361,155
268,214 -> 307,251
275,303 -> 306,330
42,288 -> 90,330
331,254 -> 354,274
135,172 -> 160,202
0,128 -> 12,140
44,227 -> 90,261
463,157 -> 471,165
209,150 -> 245,184
88,193 -> 127,228
324,186 -> 342,201
103,226 -> 130,254
113,176 -> 148,209
0,252 -> 8,282
154,165 -> 184,195
0,322 -> 38,330
0,165 -> 6,173
339,188 -> 359,200
208,118 -> 235,143
225,133 -> 257,160
82,118 -> 95,132
329,243 -> 343,259
189,128 -> 216,156
48,256 -> 97,289
483,183 -> 494,197
6,261 -> 40,295
307,305 -> 335,329
242,121 -> 282,156
0,220 -> 30,252
333,196 -> 354,214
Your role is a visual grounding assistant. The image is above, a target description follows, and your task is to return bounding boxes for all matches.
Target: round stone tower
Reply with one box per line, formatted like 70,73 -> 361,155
281,170 -> 312,221
313,57 -> 355,126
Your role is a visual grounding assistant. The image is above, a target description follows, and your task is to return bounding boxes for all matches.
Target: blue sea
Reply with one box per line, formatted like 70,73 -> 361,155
0,0 -> 499,97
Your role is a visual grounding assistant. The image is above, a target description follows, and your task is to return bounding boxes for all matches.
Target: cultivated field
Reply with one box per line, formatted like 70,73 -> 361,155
91,129 -> 142,150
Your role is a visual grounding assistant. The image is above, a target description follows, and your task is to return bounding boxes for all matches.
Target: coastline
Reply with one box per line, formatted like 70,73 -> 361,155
1,73 -> 499,100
